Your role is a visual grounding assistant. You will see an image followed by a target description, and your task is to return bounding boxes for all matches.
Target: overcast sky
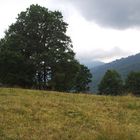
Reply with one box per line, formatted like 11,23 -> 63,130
1,0 -> 140,62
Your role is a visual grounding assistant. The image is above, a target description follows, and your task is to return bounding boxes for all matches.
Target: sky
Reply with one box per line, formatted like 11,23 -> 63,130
0,0 -> 140,63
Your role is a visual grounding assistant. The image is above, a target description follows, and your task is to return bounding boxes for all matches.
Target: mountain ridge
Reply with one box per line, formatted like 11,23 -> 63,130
80,60 -> 105,69
90,53 -> 140,93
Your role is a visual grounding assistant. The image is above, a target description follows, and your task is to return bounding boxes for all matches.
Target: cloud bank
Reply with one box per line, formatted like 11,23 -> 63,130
78,47 -> 130,62
63,0 -> 140,29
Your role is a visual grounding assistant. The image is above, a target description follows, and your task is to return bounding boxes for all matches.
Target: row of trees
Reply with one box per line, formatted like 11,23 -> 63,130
98,70 -> 140,96
0,4 -> 92,92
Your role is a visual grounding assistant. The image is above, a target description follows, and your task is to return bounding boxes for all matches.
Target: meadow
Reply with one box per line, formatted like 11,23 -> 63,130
0,88 -> 140,140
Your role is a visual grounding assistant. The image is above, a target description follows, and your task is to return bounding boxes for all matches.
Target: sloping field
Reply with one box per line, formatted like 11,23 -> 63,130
0,88 -> 140,140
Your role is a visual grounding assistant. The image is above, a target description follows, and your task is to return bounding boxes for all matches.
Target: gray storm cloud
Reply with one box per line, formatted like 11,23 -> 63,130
62,0 -> 140,29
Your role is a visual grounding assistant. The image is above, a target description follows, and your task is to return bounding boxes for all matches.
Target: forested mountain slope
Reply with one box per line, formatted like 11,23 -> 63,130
90,53 -> 140,92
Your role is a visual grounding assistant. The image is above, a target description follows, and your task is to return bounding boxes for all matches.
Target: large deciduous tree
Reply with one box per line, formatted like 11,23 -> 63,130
0,4 -> 92,92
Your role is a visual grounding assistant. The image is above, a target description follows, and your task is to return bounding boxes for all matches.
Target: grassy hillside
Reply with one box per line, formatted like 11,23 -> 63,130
0,88 -> 140,140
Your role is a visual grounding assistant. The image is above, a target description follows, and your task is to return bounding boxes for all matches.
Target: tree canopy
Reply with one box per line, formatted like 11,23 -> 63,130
98,70 -> 123,95
75,65 -> 92,93
0,4 -> 92,92
125,71 -> 140,95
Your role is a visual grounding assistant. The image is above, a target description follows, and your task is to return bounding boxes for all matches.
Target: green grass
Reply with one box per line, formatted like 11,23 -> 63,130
0,88 -> 140,140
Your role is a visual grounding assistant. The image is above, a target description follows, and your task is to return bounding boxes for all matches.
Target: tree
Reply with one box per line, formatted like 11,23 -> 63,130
49,60 -> 80,91
98,70 -> 123,95
125,71 -> 140,95
75,65 -> 92,93
0,4 -> 92,92
0,4 -> 75,89
0,49 -> 35,87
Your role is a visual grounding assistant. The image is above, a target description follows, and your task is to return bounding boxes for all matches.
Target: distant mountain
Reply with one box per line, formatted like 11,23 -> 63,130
90,53 -> 140,93
80,60 -> 105,69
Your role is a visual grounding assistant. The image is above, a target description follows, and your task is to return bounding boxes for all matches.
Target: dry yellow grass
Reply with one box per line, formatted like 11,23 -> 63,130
0,88 -> 140,140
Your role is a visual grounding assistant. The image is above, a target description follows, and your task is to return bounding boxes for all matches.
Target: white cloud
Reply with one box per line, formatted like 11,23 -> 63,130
0,0 -> 140,63
66,9 -> 140,62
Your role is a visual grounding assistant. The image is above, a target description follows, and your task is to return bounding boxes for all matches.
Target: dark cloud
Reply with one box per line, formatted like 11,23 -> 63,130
63,0 -> 140,29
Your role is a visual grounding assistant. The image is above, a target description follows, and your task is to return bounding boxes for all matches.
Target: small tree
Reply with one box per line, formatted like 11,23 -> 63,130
50,60 -> 80,92
125,71 -> 140,95
98,70 -> 123,95
75,64 -> 92,93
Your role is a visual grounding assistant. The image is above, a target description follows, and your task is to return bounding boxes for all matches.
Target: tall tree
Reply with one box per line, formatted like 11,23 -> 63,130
98,70 -> 123,95
125,71 -> 140,95
0,4 -> 92,92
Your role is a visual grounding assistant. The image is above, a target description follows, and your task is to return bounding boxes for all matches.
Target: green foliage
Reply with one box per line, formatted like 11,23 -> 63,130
90,53 -> 140,93
125,71 -> 140,95
50,60 -> 80,91
0,48 -> 35,87
75,65 -> 92,92
98,70 -> 123,95
0,4 -> 92,92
